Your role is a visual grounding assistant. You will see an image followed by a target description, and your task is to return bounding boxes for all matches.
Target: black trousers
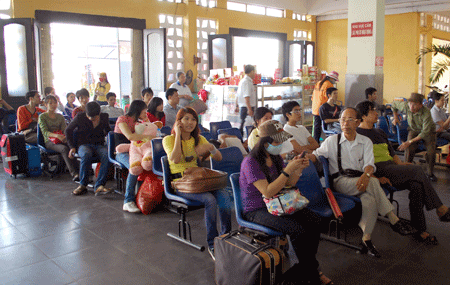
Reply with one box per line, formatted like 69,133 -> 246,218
239,106 -> 254,135
244,208 -> 321,281
375,161 -> 443,232
313,115 -> 322,143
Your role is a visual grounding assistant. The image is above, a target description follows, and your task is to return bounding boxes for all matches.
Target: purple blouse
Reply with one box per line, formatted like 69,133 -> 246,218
239,156 -> 278,213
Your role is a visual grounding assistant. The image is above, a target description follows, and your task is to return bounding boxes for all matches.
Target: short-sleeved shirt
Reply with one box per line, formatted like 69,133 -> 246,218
237,75 -> 257,108
162,134 -> 209,175
101,105 -> 124,119
170,81 -> 193,107
284,124 -> 312,146
319,102 -> 341,129
239,156 -> 278,213
356,127 -> 395,165
430,105 -> 449,132
114,115 -> 136,134
392,100 -> 435,138
147,112 -> 166,126
247,127 -> 293,154
163,103 -> 181,129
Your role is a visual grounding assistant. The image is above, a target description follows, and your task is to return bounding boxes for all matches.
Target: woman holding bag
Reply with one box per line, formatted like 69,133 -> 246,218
239,119 -> 332,285
162,107 -> 231,261
38,95 -> 79,180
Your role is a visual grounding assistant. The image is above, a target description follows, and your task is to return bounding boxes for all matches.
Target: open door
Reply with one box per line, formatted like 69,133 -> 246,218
0,18 -> 38,109
284,41 -> 305,77
208,34 -> 232,69
143,28 -> 166,97
303,41 -> 315,67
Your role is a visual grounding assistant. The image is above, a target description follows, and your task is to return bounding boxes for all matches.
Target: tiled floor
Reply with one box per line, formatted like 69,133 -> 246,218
1,162 -> 450,285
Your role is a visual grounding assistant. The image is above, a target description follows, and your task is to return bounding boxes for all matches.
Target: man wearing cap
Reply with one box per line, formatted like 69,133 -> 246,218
307,107 -> 414,258
392,93 -> 437,181
235,65 -> 257,135
312,71 -> 339,143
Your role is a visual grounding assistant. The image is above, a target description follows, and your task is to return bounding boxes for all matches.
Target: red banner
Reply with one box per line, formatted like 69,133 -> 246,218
351,21 -> 373,37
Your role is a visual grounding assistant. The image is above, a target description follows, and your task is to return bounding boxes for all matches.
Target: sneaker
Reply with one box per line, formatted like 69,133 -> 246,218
391,219 -> 415,235
208,247 -> 215,261
123,202 -> 141,213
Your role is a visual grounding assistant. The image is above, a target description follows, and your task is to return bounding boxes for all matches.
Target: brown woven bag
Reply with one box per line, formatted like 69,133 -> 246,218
172,167 -> 228,193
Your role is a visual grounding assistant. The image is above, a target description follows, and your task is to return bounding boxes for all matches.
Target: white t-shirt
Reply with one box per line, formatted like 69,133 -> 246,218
284,124 -> 312,146
170,82 -> 193,107
237,75 -> 257,108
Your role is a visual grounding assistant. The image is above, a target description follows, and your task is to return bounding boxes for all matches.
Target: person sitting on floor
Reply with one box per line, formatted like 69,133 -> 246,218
115,100 -> 154,213
319,87 -> 342,134
17,90 -> 45,144
162,107 -> 231,261
72,88 -> 90,119
306,107 -> 415,258
147,96 -> 166,126
356,100 -> 450,245
282,100 -> 319,155
101,92 -> 124,119
239,119 -> 332,285
38,95 -> 79,181
66,102 -> 111,196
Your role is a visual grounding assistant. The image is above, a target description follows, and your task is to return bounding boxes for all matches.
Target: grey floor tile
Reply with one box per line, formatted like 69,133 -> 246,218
0,226 -> 30,248
0,242 -> 49,273
2,204 -> 64,226
0,195 -> 46,213
0,214 -> 13,229
15,214 -> 81,241
0,260 -> 74,285
32,228 -> 106,258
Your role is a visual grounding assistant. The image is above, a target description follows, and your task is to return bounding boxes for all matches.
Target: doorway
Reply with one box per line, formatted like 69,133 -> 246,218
49,23 -> 132,105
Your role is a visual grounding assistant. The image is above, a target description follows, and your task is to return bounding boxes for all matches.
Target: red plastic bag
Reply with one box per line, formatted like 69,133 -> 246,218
136,171 -> 164,215
49,130 -> 64,144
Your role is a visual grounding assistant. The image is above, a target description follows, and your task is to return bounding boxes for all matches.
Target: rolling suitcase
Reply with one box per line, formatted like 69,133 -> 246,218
214,230 -> 286,285
26,145 -> 42,177
0,133 -> 28,178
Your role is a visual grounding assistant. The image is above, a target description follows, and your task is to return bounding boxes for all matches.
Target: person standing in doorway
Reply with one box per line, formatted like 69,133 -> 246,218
312,71 -> 339,143
170,71 -> 194,107
235,65 -> 257,135
94,72 -> 111,105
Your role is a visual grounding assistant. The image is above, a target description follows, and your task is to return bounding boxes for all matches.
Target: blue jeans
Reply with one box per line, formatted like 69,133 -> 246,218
77,144 -> 109,189
115,152 -> 139,204
177,189 -> 232,248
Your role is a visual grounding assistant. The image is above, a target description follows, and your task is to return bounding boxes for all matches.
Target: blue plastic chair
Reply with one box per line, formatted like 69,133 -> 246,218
107,131 -> 129,194
198,124 -> 206,133
200,132 -> 213,141
377,116 -> 397,143
245,125 -> 254,139
151,138 -> 166,177
210,147 -> 243,200
162,156 -> 205,251
36,124 -> 63,177
322,120 -> 339,137
160,126 -> 172,136
2,113 -> 17,134
217,127 -> 243,141
396,119 -> 449,152
229,173 -> 283,237
210,121 -> 232,140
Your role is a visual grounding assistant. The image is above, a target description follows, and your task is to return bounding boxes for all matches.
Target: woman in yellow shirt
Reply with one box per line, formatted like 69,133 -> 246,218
94,72 -> 111,105
162,107 -> 231,260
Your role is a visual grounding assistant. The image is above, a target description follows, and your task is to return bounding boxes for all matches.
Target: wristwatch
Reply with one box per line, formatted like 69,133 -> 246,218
408,140 -> 413,144
365,173 -> 371,178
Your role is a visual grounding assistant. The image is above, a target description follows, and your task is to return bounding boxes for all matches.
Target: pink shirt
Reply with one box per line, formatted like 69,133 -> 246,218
114,115 -> 136,134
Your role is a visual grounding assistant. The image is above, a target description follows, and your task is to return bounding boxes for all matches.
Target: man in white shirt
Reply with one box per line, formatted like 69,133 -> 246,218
281,101 -> 319,155
235,65 -> 257,135
306,107 -> 413,258
163,88 -> 181,129
430,91 -> 450,141
170,72 -> 193,107
100,92 -> 124,119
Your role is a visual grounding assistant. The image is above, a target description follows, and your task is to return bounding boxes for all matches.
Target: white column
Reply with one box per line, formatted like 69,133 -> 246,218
345,0 -> 385,107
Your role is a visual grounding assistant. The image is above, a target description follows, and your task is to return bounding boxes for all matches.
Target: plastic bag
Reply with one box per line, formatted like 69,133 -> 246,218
136,171 -> 164,215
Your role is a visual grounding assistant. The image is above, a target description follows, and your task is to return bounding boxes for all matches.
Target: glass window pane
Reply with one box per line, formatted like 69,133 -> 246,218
4,24 -> 29,97
306,44 -> 314,67
227,2 -> 246,12
209,1 -> 216,8
247,5 -> 265,15
0,0 -> 11,10
159,14 -> 166,24
266,8 -> 283,18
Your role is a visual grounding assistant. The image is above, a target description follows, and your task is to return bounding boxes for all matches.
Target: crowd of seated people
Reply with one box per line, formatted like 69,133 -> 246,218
10,81 -> 450,285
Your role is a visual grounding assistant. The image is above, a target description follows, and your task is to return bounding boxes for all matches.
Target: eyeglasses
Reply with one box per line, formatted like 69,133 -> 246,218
290,109 -> 302,114
339,117 -> 357,123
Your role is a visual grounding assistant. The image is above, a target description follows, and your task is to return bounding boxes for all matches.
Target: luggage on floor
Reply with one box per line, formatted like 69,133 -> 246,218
0,133 -> 28,178
136,171 -> 164,215
26,145 -> 42,177
214,230 -> 286,285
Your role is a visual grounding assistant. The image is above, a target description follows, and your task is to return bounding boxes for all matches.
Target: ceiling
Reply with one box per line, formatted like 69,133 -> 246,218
236,0 -> 450,21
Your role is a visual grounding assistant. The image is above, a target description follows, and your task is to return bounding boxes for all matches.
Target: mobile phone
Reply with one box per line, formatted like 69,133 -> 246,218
299,151 -> 306,158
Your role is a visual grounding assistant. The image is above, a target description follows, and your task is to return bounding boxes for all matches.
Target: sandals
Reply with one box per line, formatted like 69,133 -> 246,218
94,185 -> 112,196
72,185 -> 87,196
414,232 -> 439,245
319,272 -> 334,285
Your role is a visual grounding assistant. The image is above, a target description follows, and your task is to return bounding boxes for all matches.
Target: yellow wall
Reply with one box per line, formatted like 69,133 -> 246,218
317,13 -> 429,104
12,0 -> 316,80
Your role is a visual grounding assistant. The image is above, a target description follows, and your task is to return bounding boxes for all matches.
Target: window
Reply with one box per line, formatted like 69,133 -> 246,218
197,18 -> 217,80
247,5 -> 265,15
292,13 -> 309,22
266,8 -> 283,18
158,0 -> 183,3
294,30 -> 309,41
432,13 -> 450,32
227,1 -> 246,12
0,0 -> 11,19
160,14 -> 184,82
196,0 -> 216,8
